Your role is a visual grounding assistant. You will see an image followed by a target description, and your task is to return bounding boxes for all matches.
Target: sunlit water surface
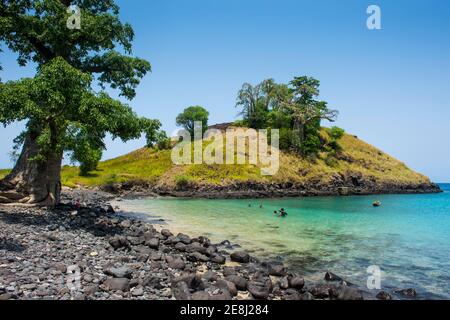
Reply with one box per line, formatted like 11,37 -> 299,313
115,184 -> 450,299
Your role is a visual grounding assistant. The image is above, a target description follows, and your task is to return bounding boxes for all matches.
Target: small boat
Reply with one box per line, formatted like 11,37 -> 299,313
373,201 -> 382,207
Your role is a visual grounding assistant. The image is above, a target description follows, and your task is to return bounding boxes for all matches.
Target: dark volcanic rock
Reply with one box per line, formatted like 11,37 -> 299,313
247,275 -> 272,300
161,229 -> 173,238
210,254 -> 226,265
288,276 -> 305,290
166,256 -> 186,270
230,251 -> 250,263
226,275 -> 248,291
192,291 -> 210,300
103,278 -> 130,292
395,288 -> 417,298
146,238 -> 160,249
172,281 -> 191,300
104,266 -> 133,279
187,252 -> 209,263
109,236 -> 130,250
324,271 -> 344,282
336,285 -> 363,300
268,264 -> 287,277
177,233 -> 192,245
308,284 -> 337,299
376,291 -> 393,300
215,280 -> 238,297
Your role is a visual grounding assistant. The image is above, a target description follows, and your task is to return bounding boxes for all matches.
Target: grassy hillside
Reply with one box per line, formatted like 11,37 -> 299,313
0,169 -> 10,180
58,129 -> 431,190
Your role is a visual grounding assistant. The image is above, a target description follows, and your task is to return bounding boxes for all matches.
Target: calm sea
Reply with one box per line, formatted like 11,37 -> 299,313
117,184 -> 450,299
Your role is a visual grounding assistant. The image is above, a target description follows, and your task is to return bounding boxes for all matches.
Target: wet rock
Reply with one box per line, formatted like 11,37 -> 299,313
202,271 -> 219,282
395,288 -> 417,298
225,275 -> 248,291
376,291 -> 393,300
104,278 -> 130,292
268,264 -> 287,277
187,252 -> 210,263
223,267 -> 237,277
177,233 -> 192,245
174,242 -> 187,252
248,276 -> 272,300
161,229 -> 173,238
325,271 -> 344,282
336,285 -> 363,300
230,251 -> 250,263
288,276 -> 305,290
210,254 -> 226,265
186,242 -> 207,254
215,279 -> 238,297
309,284 -> 337,299
278,276 -> 289,290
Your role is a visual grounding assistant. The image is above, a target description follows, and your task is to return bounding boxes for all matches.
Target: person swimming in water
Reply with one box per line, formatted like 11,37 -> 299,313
279,208 -> 288,217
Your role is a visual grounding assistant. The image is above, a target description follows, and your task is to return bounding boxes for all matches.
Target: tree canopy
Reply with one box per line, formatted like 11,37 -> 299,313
0,0 -> 161,205
176,106 -> 209,139
235,76 -> 340,156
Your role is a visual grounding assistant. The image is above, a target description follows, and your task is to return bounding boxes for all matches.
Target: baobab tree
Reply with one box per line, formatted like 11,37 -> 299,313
0,0 -> 160,206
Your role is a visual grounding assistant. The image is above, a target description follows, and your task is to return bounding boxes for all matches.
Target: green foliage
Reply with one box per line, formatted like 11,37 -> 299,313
0,0 -> 150,100
140,118 -> 163,148
0,58 -> 156,166
330,126 -> 345,140
235,76 -> 338,156
154,131 -> 172,150
176,106 -> 209,139
175,175 -> 191,190
0,1 -> 159,183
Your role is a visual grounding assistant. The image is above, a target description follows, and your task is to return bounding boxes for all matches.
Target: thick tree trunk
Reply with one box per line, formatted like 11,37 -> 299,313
0,130 -> 62,206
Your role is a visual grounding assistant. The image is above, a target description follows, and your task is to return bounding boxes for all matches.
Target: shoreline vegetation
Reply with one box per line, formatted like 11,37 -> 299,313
1,128 -> 441,200
0,189 -> 419,301
62,127 -> 441,198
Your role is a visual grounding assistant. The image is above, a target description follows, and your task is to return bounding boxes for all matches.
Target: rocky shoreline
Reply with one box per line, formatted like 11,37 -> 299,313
102,179 -> 442,200
0,189 -> 418,301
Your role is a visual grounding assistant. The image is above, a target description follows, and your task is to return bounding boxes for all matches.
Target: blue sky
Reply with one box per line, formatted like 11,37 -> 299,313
1,0 -> 450,181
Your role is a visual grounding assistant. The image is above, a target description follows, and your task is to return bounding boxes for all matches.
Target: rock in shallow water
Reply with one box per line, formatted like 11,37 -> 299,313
395,288 -> 417,298
230,251 -> 250,263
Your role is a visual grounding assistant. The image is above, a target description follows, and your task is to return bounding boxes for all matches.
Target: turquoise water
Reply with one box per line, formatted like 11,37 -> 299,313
117,184 -> 450,299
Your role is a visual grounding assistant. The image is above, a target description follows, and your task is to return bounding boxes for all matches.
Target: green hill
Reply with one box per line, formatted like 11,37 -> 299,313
0,129 -> 437,196
55,128 -> 437,196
